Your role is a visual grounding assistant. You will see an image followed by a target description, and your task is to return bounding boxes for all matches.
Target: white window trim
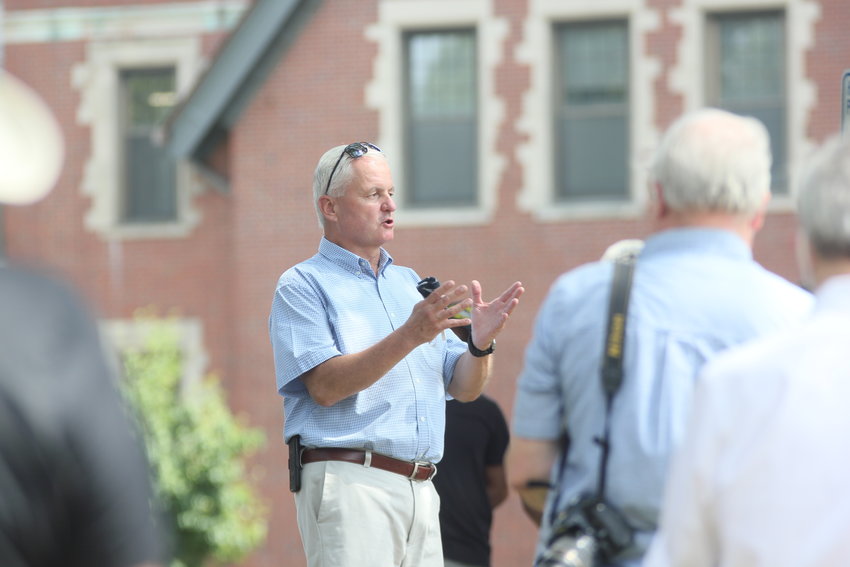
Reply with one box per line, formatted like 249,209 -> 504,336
515,0 -> 661,222
366,0 -> 509,227
101,317 -> 208,393
3,1 -> 248,44
73,37 -> 204,239
669,0 -> 820,211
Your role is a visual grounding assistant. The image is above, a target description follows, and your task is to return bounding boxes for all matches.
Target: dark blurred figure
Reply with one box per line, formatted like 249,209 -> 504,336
0,69 -> 165,567
434,395 -> 510,567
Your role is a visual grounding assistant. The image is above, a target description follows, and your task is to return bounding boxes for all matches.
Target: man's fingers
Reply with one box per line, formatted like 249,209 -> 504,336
431,281 -> 468,308
469,280 -> 483,302
445,298 -> 472,320
501,282 -> 524,302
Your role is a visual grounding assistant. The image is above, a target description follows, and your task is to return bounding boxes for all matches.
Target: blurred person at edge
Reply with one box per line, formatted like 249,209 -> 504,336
645,135 -> 850,567
508,108 -> 814,566
268,141 -> 523,567
0,70 -> 167,567
433,393 -> 510,567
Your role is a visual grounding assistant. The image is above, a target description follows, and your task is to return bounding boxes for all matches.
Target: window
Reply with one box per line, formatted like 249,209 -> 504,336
366,0 -> 505,226
74,37 -> 203,239
120,67 -> 178,223
516,2 -> 653,221
707,11 -> 786,193
404,29 -> 478,208
554,20 -> 630,202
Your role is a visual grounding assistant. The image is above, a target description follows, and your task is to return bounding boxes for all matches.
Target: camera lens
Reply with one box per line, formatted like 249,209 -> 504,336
538,533 -> 597,567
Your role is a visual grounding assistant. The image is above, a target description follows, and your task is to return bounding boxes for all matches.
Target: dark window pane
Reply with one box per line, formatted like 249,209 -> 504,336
120,67 -> 177,222
405,30 -> 477,208
713,12 -> 786,193
555,21 -> 629,202
558,114 -> 628,201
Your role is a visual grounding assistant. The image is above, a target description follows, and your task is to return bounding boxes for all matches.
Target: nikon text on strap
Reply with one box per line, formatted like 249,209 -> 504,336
595,259 -> 636,498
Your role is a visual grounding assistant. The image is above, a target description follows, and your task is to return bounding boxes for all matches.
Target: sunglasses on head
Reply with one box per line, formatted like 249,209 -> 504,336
324,142 -> 382,195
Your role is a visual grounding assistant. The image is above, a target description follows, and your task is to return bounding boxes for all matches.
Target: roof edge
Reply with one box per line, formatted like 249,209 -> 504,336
166,0 -> 305,159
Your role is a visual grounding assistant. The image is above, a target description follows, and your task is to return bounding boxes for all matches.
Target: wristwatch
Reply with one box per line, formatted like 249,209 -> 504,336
467,336 -> 495,357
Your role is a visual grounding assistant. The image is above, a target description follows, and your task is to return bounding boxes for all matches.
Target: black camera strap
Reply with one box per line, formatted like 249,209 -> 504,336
595,259 -> 635,498
548,258 -> 636,525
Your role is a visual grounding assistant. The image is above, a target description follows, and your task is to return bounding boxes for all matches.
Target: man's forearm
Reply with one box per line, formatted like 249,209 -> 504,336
508,438 -> 559,524
301,327 -> 420,406
447,350 -> 492,401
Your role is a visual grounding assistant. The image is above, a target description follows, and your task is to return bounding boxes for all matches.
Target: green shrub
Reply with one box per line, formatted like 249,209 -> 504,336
120,315 -> 267,567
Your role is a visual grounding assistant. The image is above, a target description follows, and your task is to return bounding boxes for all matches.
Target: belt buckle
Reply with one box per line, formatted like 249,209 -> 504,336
409,461 -> 437,481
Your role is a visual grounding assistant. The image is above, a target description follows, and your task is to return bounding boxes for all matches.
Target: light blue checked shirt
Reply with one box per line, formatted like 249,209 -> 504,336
512,228 -> 813,565
270,238 -> 467,463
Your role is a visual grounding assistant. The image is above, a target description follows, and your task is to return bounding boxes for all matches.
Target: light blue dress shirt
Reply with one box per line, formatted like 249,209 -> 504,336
512,228 -> 813,564
270,238 -> 467,463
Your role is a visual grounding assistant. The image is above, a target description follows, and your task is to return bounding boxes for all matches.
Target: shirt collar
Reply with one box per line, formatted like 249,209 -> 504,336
318,237 -> 394,277
641,227 -> 753,262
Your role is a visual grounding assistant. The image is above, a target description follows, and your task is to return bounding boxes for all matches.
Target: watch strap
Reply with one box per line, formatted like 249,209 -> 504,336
467,336 -> 495,357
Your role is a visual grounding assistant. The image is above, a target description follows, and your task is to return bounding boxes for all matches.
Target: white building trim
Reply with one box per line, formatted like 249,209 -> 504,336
515,0 -> 661,222
101,316 -> 208,392
3,1 -> 248,44
366,0 -> 509,227
73,37 -> 204,239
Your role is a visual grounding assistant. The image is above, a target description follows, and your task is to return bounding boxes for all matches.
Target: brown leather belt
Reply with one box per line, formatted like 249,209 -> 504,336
301,448 -> 437,481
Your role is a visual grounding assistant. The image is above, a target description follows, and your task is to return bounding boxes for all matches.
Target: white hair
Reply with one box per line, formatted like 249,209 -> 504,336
649,108 -> 772,215
312,143 -> 387,228
797,135 -> 850,258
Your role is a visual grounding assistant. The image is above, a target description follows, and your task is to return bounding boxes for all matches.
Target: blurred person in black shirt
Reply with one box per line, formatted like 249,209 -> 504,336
434,394 -> 510,567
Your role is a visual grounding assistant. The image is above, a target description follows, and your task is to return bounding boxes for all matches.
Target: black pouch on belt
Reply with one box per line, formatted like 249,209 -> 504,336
288,434 -> 303,493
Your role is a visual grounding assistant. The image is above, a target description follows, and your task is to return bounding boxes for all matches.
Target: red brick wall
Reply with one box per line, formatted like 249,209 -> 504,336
647,0 -> 685,128
3,0 -> 845,565
807,0 -> 850,141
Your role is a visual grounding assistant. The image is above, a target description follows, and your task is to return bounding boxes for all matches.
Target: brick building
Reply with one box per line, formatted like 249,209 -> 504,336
2,1 -> 848,565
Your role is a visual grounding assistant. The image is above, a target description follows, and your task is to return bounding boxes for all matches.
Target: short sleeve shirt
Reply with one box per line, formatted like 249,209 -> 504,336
269,238 -> 468,462
512,228 -> 814,562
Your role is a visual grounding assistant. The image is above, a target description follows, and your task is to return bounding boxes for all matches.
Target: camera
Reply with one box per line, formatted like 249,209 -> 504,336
537,494 -> 634,567
415,276 -> 471,342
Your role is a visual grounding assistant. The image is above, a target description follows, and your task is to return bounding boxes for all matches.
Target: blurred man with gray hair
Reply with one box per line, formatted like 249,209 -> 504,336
645,134 -> 850,567
509,108 -> 813,566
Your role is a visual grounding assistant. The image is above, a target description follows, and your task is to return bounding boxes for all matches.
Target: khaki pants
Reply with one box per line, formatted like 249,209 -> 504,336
296,460 -> 443,567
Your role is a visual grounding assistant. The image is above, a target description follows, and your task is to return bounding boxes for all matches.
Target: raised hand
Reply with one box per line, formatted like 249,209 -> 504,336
404,280 -> 474,345
468,280 -> 524,350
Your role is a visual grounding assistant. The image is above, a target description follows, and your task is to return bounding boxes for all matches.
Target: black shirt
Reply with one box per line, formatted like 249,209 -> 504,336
434,395 -> 510,567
